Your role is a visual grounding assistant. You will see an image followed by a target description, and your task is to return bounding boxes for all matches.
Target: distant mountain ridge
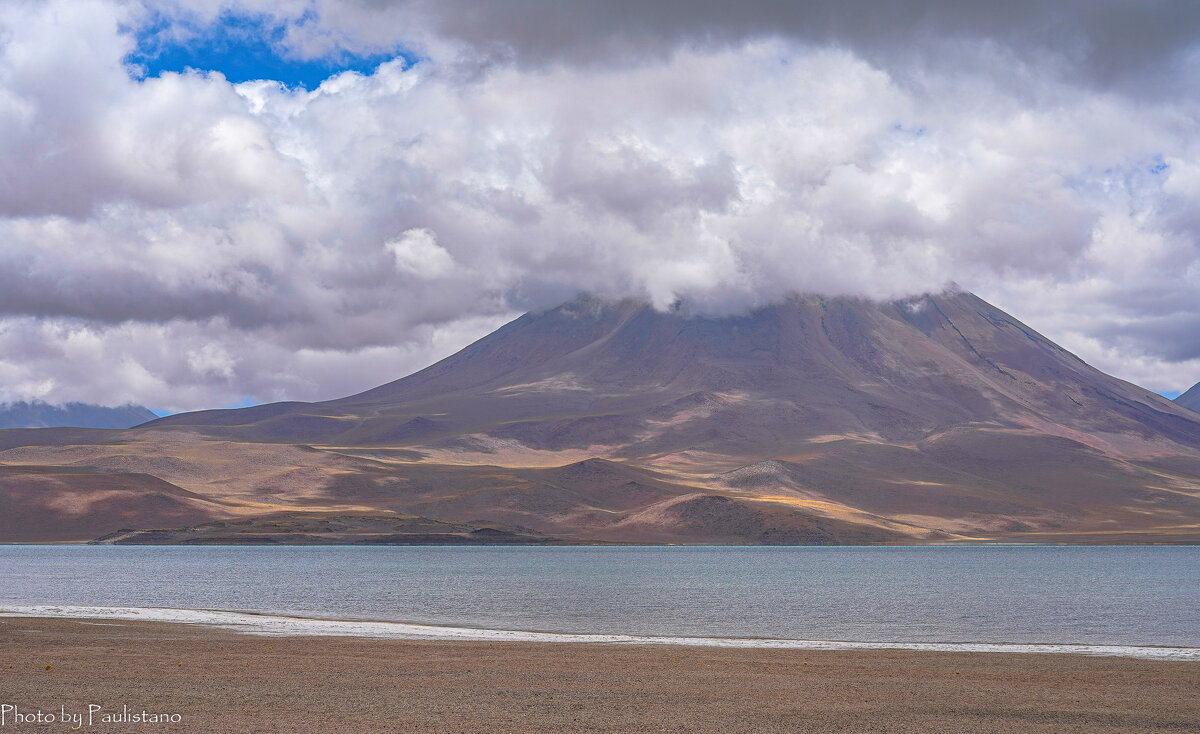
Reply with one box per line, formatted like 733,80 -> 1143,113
0,401 -> 157,429
1176,382 -> 1200,412
7,291 -> 1200,544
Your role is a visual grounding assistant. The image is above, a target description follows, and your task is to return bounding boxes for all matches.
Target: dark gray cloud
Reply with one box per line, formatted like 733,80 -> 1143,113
331,0 -> 1200,92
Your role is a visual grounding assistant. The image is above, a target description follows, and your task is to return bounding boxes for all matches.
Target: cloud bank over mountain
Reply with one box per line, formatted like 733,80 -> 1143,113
2,0 -> 1200,410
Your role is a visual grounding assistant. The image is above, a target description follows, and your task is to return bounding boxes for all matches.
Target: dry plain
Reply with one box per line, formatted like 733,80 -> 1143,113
1,617 -> 1198,733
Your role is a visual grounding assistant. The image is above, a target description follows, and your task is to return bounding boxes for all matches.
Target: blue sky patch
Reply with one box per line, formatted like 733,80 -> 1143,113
125,12 -> 412,89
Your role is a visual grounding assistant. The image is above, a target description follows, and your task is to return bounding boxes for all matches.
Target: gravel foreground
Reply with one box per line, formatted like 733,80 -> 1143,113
1,617 -> 1198,733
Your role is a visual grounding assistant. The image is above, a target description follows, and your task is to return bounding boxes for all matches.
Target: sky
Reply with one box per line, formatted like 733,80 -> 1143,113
2,0 -> 1200,412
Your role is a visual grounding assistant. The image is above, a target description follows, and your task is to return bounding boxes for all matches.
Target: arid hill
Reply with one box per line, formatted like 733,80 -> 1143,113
5,291 -> 1200,544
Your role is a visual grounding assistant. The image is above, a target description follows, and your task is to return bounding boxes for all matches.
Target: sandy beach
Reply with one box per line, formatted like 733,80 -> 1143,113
0,617 -> 1196,732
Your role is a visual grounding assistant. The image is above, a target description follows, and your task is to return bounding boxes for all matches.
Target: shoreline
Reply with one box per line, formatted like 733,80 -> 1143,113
1,616 -> 1197,733
3,605 -> 1198,661
5,539 -> 1200,545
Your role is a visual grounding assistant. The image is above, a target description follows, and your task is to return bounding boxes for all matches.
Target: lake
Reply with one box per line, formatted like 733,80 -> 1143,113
2,545 -> 1198,657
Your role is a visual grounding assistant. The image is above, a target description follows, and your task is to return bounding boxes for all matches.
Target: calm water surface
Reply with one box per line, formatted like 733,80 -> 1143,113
1,545 -> 1198,646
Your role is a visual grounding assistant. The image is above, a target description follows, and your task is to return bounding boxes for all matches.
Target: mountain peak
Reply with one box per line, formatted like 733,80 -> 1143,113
155,289 -> 1196,453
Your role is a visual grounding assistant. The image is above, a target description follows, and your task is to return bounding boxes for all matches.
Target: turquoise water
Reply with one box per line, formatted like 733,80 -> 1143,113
1,545 -> 1198,647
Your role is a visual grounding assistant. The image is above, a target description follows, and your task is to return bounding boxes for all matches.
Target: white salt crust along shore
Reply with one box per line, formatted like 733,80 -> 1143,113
2,605 -> 1198,662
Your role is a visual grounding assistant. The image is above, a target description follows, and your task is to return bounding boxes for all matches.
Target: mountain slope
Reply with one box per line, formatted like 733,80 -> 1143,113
1176,382 -> 1200,413
8,291 -> 1200,544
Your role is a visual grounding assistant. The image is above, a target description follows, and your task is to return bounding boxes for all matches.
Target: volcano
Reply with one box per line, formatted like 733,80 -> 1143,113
6,290 -> 1200,544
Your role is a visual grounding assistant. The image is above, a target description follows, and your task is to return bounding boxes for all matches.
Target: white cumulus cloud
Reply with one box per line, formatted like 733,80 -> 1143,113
386,228 -> 456,278
0,0 -> 1199,410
